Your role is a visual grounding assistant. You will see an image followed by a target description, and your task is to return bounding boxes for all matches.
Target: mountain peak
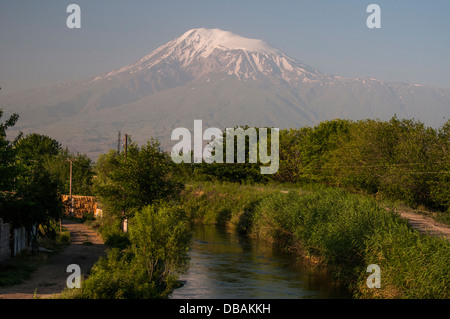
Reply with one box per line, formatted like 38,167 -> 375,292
177,28 -> 280,56
99,27 -> 319,82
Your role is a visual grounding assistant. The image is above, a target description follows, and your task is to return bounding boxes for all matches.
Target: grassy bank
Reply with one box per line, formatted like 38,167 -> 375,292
180,182 -> 450,299
180,181 -> 298,227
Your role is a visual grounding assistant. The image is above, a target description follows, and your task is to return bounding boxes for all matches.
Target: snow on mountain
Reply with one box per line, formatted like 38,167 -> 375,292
95,28 -> 321,84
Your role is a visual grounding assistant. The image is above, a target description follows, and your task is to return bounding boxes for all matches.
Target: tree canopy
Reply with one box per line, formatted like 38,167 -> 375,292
93,139 -> 184,220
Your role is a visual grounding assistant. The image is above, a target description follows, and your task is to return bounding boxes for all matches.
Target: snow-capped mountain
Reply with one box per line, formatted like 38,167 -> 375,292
2,28 -> 449,158
96,28 -> 321,84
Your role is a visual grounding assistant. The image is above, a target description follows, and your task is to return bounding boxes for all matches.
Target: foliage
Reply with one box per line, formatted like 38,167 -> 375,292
172,117 -> 448,215
0,109 -> 20,192
45,148 -> 94,196
76,248 -> 158,299
15,133 -> 61,162
129,203 -> 191,290
93,139 -> 184,220
1,110 -> 95,240
275,117 -> 450,214
2,161 -> 63,233
0,114 -> 60,234
13,133 -> 94,197
72,202 -> 191,299
178,181 -> 302,234
190,126 -> 275,184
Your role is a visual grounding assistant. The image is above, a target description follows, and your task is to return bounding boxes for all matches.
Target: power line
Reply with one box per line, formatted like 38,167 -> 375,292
404,171 -> 450,174
319,160 -> 450,169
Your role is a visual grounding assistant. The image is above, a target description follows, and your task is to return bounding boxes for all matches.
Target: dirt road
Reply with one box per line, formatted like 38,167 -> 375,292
398,211 -> 450,240
0,220 -> 105,299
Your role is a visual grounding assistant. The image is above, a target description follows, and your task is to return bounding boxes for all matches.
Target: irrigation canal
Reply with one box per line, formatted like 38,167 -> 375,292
171,225 -> 350,299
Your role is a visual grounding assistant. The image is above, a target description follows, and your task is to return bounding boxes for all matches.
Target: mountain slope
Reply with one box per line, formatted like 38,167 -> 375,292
2,28 -> 449,158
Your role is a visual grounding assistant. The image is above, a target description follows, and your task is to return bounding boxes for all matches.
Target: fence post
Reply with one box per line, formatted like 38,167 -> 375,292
0,218 -> 12,261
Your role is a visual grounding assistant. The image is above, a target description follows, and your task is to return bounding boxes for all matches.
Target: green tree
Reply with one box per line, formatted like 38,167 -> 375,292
46,148 -> 94,196
275,127 -> 311,183
4,162 -> 62,234
129,203 -> 191,295
194,126 -> 274,183
428,120 -> 450,211
1,117 -> 63,238
93,139 -> 183,221
326,119 -> 392,192
15,133 -> 61,163
0,109 -> 20,192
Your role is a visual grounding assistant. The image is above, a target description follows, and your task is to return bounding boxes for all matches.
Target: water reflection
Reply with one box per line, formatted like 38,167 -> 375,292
171,225 -> 349,299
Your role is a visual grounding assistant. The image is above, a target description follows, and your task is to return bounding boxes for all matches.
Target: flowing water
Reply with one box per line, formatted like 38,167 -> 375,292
171,225 -> 350,299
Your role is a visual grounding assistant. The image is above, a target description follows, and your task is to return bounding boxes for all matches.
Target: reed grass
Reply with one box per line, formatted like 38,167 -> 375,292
180,182 -> 450,299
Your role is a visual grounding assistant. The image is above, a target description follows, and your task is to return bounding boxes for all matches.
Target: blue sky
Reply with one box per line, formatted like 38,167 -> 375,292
1,0 -> 450,93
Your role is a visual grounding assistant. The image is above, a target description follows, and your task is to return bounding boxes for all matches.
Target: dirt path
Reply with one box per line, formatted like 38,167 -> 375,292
0,220 -> 105,299
397,211 -> 450,240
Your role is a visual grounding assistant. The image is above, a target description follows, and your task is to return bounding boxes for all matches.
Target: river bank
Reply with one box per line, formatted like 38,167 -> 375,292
171,224 -> 349,299
179,181 -> 450,299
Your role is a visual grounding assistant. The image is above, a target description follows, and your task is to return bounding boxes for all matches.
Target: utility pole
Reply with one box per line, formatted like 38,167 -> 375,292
124,134 -> 128,162
67,158 -> 77,216
117,131 -> 121,154
122,134 -> 129,232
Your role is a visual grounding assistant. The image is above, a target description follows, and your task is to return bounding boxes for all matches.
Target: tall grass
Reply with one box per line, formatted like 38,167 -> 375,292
180,181 -> 285,227
182,182 -> 449,299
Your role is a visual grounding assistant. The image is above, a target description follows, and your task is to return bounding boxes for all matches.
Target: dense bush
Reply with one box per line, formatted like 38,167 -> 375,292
275,117 -> 450,214
67,202 -> 191,299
